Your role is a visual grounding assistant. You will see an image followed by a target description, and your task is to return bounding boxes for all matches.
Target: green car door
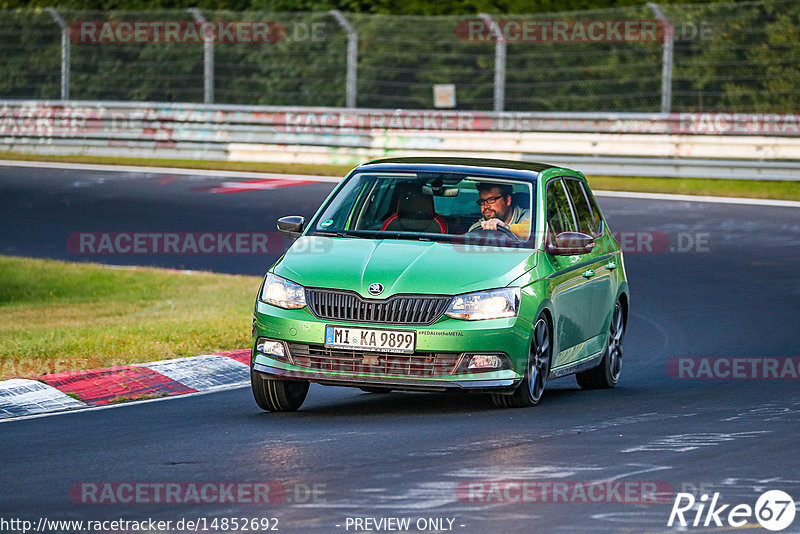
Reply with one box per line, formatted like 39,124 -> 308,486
543,176 -> 599,368
562,177 -> 618,360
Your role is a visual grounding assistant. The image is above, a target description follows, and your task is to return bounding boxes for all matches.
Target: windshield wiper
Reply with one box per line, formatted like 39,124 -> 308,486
365,231 -> 455,244
315,230 -> 522,247
312,230 -> 358,238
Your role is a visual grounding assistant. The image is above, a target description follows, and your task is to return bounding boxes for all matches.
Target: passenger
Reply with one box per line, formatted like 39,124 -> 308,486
468,183 -> 531,238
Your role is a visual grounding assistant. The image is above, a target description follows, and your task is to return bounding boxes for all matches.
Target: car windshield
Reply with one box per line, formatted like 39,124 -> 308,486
308,172 -> 536,248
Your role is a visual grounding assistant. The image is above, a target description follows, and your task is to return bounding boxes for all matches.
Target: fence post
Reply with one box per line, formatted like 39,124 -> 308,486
648,3 -> 673,114
45,8 -> 70,100
479,13 -> 506,112
329,10 -> 358,108
188,8 -> 214,104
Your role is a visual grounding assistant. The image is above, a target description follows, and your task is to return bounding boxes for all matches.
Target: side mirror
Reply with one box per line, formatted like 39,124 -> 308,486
277,216 -> 305,239
546,231 -> 595,256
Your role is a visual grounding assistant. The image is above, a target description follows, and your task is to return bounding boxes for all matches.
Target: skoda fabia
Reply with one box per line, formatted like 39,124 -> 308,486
251,158 -> 629,411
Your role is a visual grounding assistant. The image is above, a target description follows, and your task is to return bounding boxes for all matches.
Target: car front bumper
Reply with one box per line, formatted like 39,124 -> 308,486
251,300 -> 532,392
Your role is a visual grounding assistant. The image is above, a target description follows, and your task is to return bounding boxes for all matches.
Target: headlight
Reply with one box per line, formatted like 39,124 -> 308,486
444,287 -> 520,321
260,273 -> 306,309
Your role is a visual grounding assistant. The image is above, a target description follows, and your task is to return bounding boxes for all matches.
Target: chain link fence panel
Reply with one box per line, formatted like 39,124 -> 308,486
0,0 -> 798,112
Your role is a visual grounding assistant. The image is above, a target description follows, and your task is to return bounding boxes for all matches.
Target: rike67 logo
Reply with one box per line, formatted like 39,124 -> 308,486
668,490 -> 796,531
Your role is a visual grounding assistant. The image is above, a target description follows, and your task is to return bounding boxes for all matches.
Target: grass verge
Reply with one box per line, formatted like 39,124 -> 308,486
0,150 -> 354,177
2,150 -> 799,201
0,256 -> 259,380
587,175 -> 800,201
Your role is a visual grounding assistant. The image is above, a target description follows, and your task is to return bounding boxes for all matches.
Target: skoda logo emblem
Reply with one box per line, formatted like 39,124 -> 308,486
368,283 -> 384,296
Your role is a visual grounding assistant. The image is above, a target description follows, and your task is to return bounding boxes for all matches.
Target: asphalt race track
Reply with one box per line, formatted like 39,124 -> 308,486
1,164 -> 800,533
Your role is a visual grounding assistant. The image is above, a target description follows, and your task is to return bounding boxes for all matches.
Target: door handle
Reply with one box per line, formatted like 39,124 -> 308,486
582,269 -> 595,279
606,261 -> 617,270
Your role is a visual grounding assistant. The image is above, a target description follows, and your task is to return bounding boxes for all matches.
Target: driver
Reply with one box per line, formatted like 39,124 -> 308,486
468,183 -> 531,239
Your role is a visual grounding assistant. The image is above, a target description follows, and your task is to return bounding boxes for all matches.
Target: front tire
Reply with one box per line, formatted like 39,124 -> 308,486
492,316 -> 551,408
577,301 -> 625,389
251,369 -> 309,412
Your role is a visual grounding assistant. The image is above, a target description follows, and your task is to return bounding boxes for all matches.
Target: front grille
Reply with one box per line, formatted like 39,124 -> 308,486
305,288 -> 450,326
287,343 -> 460,377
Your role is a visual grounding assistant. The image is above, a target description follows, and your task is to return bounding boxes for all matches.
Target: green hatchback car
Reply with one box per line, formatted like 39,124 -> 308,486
251,157 -> 629,411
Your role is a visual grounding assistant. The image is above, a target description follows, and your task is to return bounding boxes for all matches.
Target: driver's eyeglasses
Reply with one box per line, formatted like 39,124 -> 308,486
476,195 -> 504,206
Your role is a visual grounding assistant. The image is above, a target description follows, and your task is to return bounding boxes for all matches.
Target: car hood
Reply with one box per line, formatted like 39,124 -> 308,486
273,236 -> 537,297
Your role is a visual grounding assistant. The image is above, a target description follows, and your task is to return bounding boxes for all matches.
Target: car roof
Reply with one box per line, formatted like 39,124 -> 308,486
355,157 -> 567,180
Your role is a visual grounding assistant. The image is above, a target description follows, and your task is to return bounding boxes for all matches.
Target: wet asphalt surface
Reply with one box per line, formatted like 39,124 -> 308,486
1,164 -> 799,533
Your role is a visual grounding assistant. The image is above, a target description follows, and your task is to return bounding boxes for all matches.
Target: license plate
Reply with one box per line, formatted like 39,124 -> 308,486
325,325 -> 416,354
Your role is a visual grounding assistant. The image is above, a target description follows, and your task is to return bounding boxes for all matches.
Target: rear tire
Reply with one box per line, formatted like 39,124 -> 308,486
492,315 -> 551,408
577,301 -> 625,389
251,369 -> 309,412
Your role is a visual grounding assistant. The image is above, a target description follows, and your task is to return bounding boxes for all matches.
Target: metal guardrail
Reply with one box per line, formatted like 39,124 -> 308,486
2,100 -> 799,180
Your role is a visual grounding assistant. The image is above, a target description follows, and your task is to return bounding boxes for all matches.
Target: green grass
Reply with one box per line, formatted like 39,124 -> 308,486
0,256 -> 259,380
0,150 -> 354,177
2,150 -> 798,201
587,175 -> 800,201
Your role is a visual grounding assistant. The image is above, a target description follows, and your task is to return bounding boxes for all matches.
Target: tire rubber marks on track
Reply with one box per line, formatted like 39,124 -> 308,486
408,413 -> 698,459
298,464 -> 671,513
207,178 -> 313,194
720,400 -> 800,422
621,431 -> 769,453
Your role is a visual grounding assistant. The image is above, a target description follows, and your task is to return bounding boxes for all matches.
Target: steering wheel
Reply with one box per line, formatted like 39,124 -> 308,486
468,225 -> 520,242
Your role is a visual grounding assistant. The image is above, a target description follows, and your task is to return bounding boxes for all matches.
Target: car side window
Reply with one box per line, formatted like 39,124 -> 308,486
563,179 -> 598,237
546,179 -> 577,239
585,189 -> 604,235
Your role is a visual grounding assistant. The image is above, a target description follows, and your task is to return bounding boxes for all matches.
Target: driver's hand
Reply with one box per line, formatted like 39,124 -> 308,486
481,218 -> 508,231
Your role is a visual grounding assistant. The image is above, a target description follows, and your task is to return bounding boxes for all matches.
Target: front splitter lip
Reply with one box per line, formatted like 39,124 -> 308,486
252,362 -> 520,392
